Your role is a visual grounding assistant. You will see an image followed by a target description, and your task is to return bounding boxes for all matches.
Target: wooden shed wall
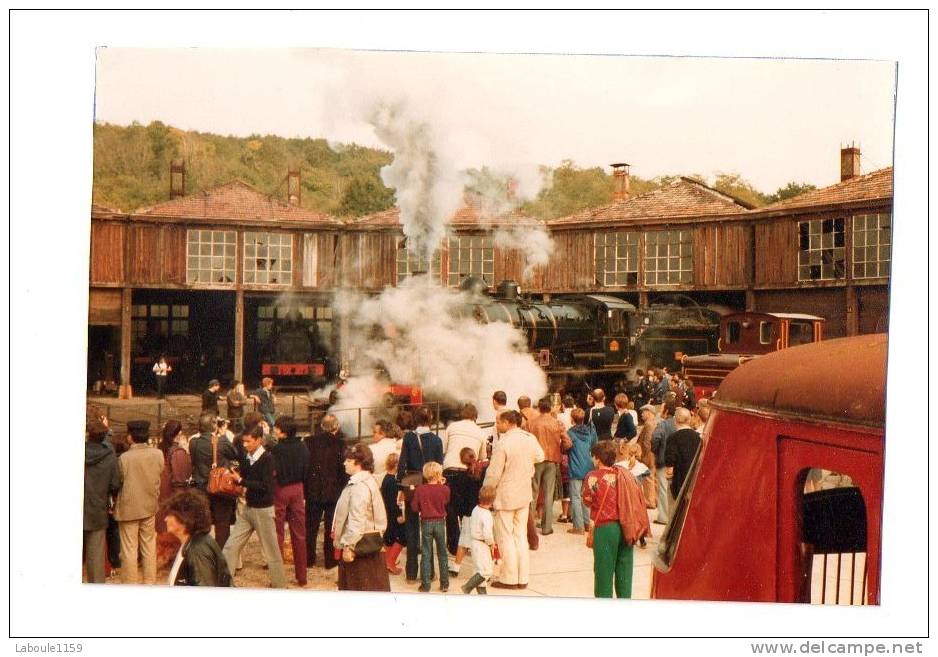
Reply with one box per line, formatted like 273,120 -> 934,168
542,232 -> 595,290
754,287 -> 847,338
694,223 -> 752,287
127,224 -> 162,283
360,232 -> 397,289
754,220 -> 798,285
162,226 -> 187,285
88,288 -> 123,325
858,285 -> 890,334
90,222 -> 124,283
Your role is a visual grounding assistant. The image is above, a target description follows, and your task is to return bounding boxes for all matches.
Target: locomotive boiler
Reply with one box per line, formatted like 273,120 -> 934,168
458,278 -> 721,392
259,309 -> 332,388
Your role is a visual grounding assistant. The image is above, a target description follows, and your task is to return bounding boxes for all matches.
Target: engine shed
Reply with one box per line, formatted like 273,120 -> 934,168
88,146 -> 892,398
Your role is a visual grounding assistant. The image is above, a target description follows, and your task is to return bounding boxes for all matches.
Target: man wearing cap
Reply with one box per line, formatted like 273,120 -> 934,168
113,420 -> 164,585
202,379 -> 223,416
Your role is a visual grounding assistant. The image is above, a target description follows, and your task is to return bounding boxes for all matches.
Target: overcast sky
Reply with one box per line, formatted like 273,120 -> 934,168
95,48 -> 896,194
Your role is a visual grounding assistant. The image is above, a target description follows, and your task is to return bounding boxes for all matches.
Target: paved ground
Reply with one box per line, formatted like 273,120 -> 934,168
103,503 -> 665,599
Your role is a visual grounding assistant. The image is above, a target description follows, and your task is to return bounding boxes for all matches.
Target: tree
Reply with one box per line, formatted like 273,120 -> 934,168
765,181 -> 817,204
337,173 -> 396,217
520,160 -> 614,220
711,172 -> 771,208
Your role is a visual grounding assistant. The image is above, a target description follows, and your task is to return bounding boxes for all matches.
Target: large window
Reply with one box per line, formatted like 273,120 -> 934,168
132,304 -> 189,350
852,213 -> 891,279
595,231 -> 639,286
397,238 -> 442,283
447,235 -> 493,287
798,219 -> 845,281
186,230 -> 236,284
644,230 -> 693,285
244,232 -> 293,285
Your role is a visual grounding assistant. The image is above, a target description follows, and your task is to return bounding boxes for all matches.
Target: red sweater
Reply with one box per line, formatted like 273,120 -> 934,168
582,467 -> 619,526
411,483 -> 451,521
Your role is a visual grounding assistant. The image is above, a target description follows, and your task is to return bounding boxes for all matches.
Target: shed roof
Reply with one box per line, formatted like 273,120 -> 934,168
353,202 -> 543,228
713,334 -> 887,428
753,167 -> 893,214
134,180 -> 342,224
547,177 -> 752,227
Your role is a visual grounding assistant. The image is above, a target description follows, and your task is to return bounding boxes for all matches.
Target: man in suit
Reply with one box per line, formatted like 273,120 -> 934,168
590,389 -> 616,440
483,410 -> 544,590
113,420 -> 164,585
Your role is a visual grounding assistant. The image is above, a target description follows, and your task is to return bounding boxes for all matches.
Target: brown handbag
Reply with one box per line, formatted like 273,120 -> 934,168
207,434 -> 243,498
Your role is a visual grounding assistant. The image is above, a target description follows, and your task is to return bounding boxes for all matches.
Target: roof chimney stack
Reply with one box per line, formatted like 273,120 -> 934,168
840,144 -> 861,182
611,163 -> 631,201
170,159 -> 186,199
287,169 -> 301,206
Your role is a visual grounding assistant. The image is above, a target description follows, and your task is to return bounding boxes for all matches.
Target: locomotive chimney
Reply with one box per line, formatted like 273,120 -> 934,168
611,162 -> 630,201
287,169 -> 301,205
496,280 -> 520,301
170,159 -> 186,199
840,144 -> 861,182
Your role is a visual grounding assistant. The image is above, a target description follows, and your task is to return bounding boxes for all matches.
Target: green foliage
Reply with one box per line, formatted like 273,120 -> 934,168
92,121 -> 396,216
765,181 -> 817,204
710,172 -> 771,208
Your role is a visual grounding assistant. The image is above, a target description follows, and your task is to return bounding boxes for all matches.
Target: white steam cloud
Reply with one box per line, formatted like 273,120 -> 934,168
330,276 -> 547,435
492,224 -> 555,280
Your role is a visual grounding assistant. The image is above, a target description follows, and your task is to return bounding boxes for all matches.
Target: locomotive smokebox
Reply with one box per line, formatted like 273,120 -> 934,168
495,279 -> 521,301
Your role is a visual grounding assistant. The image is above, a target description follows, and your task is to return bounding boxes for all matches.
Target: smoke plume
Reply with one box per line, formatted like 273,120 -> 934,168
330,276 -> 547,436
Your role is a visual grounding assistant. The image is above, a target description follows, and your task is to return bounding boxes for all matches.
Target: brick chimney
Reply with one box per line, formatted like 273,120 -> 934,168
840,144 -> 861,182
287,169 -> 301,205
169,159 -> 186,199
611,162 -> 631,201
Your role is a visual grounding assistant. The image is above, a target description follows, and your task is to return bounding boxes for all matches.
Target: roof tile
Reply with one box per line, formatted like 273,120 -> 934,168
135,180 -> 342,224
754,167 -> 893,213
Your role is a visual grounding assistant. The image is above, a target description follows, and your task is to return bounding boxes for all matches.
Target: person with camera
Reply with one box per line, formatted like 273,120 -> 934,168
188,412 -> 239,549
222,425 -> 287,588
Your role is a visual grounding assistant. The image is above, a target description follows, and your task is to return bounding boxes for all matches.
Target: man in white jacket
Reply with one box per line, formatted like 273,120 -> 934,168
483,410 -> 544,589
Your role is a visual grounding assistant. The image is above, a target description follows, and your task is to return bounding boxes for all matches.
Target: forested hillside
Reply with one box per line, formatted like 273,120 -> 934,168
93,122 -> 812,218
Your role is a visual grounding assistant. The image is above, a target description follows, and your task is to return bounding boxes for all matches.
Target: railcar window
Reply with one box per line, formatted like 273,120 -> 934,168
397,237 -> 442,283
759,321 -> 774,345
799,468 -> 868,605
788,321 -> 814,347
594,231 -> 639,286
643,230 -> 693,286
244,232 -> 293,286
653,439 -> 704,572
852,213 -> 892,279
186,230 -> 236,284
798,218 -> 845,281
726,321 -> 741,344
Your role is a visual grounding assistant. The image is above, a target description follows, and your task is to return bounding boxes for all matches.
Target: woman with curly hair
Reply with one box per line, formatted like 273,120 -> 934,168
161,490 -> 231,587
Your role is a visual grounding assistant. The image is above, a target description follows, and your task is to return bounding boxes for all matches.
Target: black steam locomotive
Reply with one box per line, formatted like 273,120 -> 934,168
260,310 -> 332,388
458,278 -> 721,393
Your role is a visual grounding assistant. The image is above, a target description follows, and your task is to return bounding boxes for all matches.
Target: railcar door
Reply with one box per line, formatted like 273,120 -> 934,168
776,436 -> 883,605
603,308 -> 629,366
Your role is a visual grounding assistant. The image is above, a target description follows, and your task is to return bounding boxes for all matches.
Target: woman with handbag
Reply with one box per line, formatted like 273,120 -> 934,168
582,440 -> 633,599
332,443 -> 390,592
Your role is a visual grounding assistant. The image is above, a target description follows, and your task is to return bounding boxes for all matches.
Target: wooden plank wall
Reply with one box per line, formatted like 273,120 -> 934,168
542,231 -> 595,290
360,232 -> 397,289
754,220 -> 798,285
858,285 -> 889,334
161,226 -> 187,284
127,224 -> 162,284
694,223 -> 752,287
494,246 -> 525,288
88,288 -> 123,325
755,288 -> 848,338
90,222 -> 124,283
314,233 -> 339,289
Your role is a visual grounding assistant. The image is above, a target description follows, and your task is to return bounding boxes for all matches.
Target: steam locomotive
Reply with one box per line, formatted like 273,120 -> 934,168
260,310 -> 333,388
457,278 -> 721,393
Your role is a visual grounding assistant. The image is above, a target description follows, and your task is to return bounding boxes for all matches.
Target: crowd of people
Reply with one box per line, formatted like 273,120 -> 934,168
83,369 -> 708,599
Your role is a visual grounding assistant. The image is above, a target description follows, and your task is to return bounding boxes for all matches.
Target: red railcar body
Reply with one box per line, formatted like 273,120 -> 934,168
653,334 -> 886,605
